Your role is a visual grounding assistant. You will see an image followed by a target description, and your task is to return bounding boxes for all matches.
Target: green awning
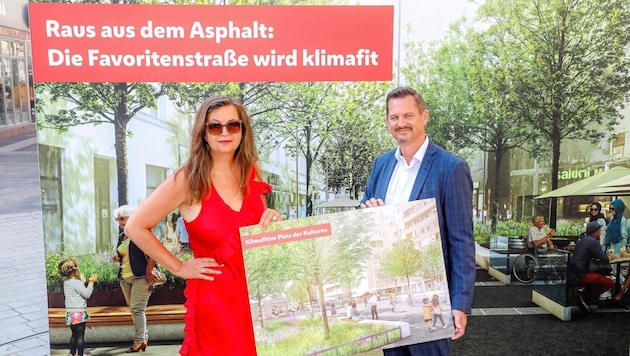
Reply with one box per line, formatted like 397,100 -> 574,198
534,166 -> 630,199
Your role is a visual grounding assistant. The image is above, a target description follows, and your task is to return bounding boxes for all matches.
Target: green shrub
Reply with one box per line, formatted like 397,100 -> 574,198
45,250 -> 190,292
473,219 -> 585,245
555,220 -> 584,236
495,220 -> 530,237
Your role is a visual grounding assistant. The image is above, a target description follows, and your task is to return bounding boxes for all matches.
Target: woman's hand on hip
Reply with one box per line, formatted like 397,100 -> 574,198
175,257 -> 224,281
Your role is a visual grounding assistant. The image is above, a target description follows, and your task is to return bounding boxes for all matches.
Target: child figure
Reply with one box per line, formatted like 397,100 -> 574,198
58,258 -> 98,356
431,294 -> 448,329
422,298 -> 434,331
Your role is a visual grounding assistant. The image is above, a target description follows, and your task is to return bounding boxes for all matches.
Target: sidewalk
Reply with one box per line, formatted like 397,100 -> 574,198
0,131 -> 50,356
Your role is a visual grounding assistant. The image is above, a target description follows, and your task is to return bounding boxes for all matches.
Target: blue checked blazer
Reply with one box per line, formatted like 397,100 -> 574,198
361,139 -> 475,314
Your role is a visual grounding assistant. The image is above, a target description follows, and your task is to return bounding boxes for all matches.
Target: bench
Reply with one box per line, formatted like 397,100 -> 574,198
49,304 -> 187,344
49,304 -> 186,328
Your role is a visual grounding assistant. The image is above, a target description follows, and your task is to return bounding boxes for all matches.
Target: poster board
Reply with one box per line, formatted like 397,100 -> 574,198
240,199 -> 453,356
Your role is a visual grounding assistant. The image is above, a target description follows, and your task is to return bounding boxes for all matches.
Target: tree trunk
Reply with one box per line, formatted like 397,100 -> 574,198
114,120 -> 128,206
114,82 -> 130,207
491,148 -> 503,232
316,282 -> 330,340
549,115 -> 562,229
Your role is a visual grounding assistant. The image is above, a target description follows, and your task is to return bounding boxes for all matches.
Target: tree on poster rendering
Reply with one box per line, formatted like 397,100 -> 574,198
243,209 -> 372,339
381,239 -> 422,293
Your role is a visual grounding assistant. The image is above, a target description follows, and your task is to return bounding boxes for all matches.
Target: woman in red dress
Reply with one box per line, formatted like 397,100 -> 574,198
125,95 -> 283,355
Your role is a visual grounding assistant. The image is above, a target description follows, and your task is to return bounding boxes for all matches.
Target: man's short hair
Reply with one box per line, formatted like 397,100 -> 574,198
386,86 -> 425,116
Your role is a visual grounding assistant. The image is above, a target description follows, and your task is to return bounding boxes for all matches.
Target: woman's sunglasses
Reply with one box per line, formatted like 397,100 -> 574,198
205,121 -> 242,135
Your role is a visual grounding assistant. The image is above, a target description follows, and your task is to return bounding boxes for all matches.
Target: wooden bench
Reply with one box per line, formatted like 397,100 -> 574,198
49,304 -> 186,328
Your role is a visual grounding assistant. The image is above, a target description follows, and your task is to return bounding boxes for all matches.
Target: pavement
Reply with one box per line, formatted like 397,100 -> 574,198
0,131 -> 50,356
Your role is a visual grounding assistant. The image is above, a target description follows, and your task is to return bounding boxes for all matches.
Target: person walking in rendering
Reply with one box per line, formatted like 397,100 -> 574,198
423,297 -> 434,331
369,293 -> 378,320
360,86 -> 475,355
431,294 -> 448,329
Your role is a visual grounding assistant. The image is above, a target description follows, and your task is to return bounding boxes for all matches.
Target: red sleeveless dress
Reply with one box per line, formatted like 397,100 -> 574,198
180,169 -> 271,355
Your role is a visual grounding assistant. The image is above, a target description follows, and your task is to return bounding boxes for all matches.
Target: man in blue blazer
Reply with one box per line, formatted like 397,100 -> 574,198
360,87 -> 475,355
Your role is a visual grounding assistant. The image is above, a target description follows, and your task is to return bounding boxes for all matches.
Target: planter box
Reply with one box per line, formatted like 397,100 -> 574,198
48,287 -> 185,308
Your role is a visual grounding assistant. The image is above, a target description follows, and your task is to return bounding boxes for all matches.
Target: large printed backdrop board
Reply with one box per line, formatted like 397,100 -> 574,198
240,199 -> 453,356
28,3 -> 393,83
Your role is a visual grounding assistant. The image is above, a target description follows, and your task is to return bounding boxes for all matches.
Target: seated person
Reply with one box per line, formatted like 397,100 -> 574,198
350,302 -> 365,321
526,215 -> 555,251
569,221 -> 615,312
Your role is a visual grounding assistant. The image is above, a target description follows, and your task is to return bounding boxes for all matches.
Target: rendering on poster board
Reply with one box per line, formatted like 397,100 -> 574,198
240,199 -> 453,356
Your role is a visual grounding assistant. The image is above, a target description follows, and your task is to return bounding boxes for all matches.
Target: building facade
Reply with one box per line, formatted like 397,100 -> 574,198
0,0 -> 34,140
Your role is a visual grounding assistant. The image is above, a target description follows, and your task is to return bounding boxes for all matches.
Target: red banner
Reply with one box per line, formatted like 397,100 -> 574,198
28,3 -> 393,83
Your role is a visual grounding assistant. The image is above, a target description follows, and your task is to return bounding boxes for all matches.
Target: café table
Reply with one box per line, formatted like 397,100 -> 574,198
609,255 -> 630,295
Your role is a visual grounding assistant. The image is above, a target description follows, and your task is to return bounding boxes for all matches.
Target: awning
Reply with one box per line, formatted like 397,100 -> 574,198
534,166 -> 630,199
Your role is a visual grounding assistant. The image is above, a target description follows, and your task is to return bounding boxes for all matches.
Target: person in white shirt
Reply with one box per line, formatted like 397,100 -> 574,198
526,215 -> 555,250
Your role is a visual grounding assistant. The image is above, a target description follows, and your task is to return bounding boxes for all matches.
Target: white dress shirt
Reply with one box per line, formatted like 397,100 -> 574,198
385,135 -> 429,205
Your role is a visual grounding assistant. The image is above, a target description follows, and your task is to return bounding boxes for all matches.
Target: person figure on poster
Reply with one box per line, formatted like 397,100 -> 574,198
603,199 -> 627,255
123,95 -> 282,356
585,201 -> 607,248
112,205 -> 156,353
526,215 -> 555,252
407,293 -> 416,307
360,86 -> 475,355
431,294 -> 448,330
369,293 -> 379,320
59,258 -> 98,356
569,221 -> 615,313
176,216 -> 190,254
389,291 -> 399,312
423,297 -> 435,331
350,302 -> 366,321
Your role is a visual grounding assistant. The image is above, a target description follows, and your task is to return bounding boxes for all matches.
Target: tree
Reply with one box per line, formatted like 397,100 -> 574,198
285,213 -> 371,339
36,82 -> 168,206
380,239 -> 422,293
256,82 -> 341,217
466,28 -> 541,231
401,21 -> 535,231
243,243 -> 295,328
477,0 -> 630,228
400,19 -> 477,159
320,81 -> 393,199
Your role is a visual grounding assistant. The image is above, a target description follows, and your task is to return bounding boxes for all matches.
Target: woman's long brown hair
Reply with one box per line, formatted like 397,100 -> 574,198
178,95 -> 261,204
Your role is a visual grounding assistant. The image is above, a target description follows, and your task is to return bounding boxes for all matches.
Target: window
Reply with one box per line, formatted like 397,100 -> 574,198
39,145 -> 64,253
